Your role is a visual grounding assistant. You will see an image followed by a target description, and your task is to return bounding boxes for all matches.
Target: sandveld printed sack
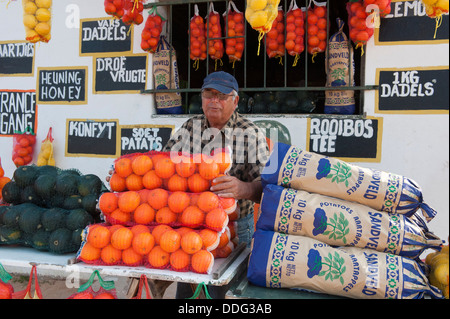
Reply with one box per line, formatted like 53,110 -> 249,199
247,230 -> 444,299
257,184 -> 443,259
261,142 -> 437,222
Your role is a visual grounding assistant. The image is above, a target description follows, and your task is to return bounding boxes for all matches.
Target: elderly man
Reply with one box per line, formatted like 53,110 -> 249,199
163,71 -> 269,298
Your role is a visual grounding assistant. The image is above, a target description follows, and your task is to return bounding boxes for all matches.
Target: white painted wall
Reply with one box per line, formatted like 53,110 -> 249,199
0,1 -> 448,242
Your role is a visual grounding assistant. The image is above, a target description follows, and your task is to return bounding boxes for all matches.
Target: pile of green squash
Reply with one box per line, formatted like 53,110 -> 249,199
0,165 -> 105,254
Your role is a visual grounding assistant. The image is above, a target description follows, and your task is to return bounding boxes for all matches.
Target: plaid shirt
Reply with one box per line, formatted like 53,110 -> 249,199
163,111 -> 269,218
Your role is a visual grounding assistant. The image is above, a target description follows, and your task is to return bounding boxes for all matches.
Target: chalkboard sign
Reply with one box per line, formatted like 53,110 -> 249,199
37,66 -> 88,104
79,18 -> 133,56
307,116 -> 383,162
375,0 -> 449,45
93,54 -> 147,94
0,41 -> 35,76
66,119 -> 119,157
376,66 -> 449,113
0,89 -> 37,136
120,124 -> 174,155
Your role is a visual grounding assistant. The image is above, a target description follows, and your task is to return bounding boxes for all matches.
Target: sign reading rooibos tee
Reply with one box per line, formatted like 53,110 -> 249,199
308,117 -> 383,162
37,66 -> 88,104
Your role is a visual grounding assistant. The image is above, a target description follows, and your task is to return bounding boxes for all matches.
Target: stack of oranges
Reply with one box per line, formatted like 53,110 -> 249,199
207,11 -> 224,62
347,1 -> 374,51
225,7 -> 245,65
189,6 -> 207,67
266,9 -> 285,59
89,150 -> 239,273
12,131 -> 36,167
141,11 -> 164,53
285,4 -> 305,65
306,4 -> 327,59
99,189 -> 233,232
109,151 -> 232,194
78,223 -> 226,274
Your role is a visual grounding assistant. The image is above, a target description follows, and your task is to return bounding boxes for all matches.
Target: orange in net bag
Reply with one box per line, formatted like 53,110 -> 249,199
306,0 -> 328,62
190,4 -> 207,70
12,126 -> 36,167
122,0 -> 144,25
23,0 -> 52,43
207,3 -> 224,70
104,0 -> 125,19
266,7 -> 285,62
285,0 -> 305,67
68,269 -> 117,299
77,224 -> 218,274
224,1 -> 245,67
141,6 -> 165,53
246,0 -> 281,55
347,0 -> 374,55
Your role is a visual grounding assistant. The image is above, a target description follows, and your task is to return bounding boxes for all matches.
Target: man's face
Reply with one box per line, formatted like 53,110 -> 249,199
202,89 -> 239,129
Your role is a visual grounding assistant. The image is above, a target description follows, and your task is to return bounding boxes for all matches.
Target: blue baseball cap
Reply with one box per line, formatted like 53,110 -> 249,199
202,71 -> 239,94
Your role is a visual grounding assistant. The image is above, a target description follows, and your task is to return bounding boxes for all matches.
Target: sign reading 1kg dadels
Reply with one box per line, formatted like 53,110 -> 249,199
376,66 -> 449,113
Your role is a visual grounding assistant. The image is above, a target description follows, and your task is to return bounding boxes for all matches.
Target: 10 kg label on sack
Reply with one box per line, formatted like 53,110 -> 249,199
247,230 -> 443,299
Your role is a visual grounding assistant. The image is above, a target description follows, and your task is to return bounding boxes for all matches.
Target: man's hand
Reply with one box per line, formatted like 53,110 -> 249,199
210,174 -> 263,203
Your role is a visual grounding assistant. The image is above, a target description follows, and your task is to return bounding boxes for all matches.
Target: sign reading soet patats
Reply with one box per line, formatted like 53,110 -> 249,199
376,66 -> 449,113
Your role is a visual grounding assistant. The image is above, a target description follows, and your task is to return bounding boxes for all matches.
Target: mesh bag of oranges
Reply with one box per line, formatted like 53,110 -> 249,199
141,6 -> 165,53
265,7 -> 285,61
245,0 -> 281,55
22,0 -> 52,43
109,149 -> 232,193
122,0 -> 144,25
190,4 -> 207,70
99,189 -> 234,232
77,224 -> 218,274
285,0 -> 305,67
347,0 -> 374,54
306,0 -> 328,62
68,269 -> 117,299
104,0 -> 125,19
207,3 -> 224,70
12,127 -> 36,167
224,1 -> 245,67
0,263 -> 14,300
36,127 -> 55,167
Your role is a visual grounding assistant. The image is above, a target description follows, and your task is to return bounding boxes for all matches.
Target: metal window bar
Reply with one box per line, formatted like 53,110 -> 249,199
142,0 -> 378,115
